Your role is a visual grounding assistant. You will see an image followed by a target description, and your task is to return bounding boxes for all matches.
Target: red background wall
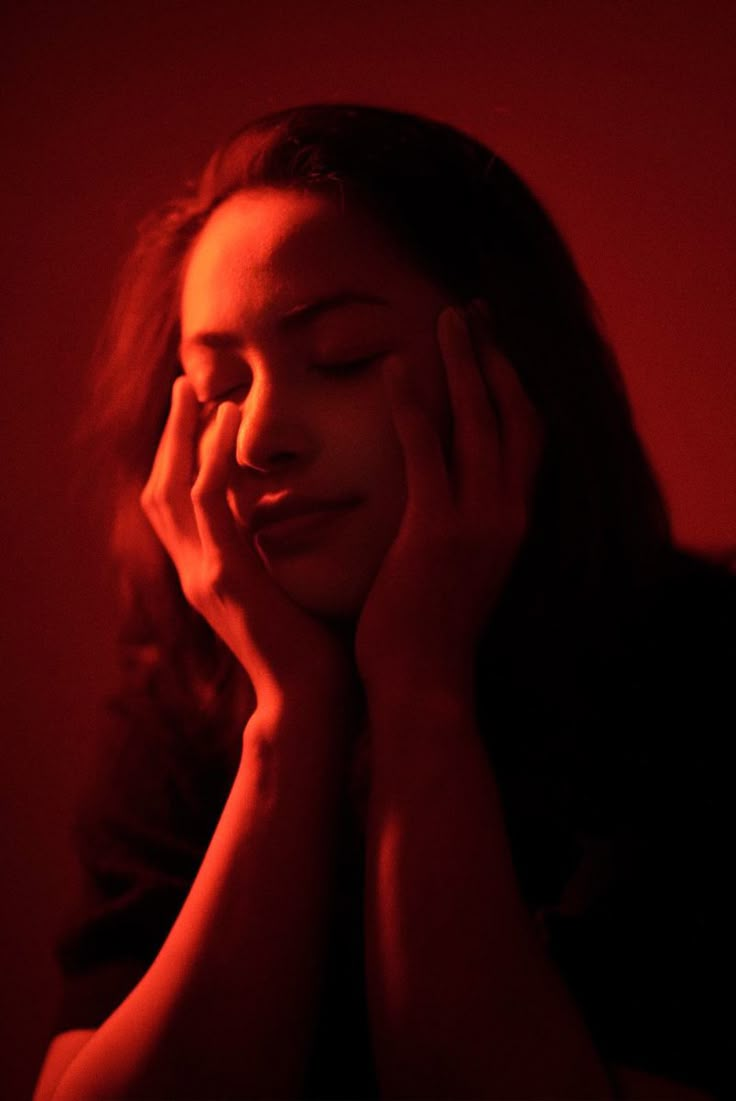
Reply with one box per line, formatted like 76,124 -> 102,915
2,2 -> 734,1096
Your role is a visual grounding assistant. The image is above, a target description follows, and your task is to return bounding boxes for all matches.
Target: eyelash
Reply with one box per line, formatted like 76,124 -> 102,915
314,353 -> 384,377
198,354 -> 387,418
200,355 -> 384,415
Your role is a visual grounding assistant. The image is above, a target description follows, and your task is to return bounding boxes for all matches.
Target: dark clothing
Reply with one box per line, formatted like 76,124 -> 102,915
53,551 -> 734,1098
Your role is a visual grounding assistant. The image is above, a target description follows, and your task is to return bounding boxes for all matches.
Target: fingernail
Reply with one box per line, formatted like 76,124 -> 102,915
216,402 -> 236,428
173,374 -> 188,399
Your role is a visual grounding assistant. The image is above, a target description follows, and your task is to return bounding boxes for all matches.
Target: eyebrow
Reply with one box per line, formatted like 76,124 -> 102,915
180,292 -> 391,354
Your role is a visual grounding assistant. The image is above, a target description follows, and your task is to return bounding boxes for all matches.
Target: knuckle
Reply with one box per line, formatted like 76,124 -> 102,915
190,477 -> 211,507
203,553 -> 228,595
140,477 -> 178,519
139,481 -> 155,514
180,573 -> 200,607
156,494 -> 176,525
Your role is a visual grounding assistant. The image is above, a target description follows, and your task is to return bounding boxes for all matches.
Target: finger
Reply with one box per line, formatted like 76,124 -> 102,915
141,374 -> 200,545
437,306 -> 501,500
158,375 -> 200,493
191,401 -> 245,560
467,303 -> 545,498
383,359 -> 451,519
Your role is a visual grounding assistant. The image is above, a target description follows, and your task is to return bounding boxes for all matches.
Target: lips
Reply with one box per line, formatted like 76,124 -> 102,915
248,494 -> 360,546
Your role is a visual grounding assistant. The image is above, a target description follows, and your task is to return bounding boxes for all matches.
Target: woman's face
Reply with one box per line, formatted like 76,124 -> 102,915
179,187 -> 452,619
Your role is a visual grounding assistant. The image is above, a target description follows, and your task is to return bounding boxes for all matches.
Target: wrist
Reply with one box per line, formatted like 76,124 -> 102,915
365,674 -> 476,743
241,691 -> 357,795
362,652 -> 476,714
248,654 -> 361,720
364,679 -> 484,812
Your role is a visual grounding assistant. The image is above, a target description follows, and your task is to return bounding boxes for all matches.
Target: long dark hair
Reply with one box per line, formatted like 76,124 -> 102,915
82,102 -> 678,737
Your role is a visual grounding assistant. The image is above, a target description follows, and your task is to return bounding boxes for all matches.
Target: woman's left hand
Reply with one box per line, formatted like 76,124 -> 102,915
355,301 -> 544,698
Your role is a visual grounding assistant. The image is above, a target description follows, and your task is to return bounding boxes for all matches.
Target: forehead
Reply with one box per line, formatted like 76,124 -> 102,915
180,188 -> 413,335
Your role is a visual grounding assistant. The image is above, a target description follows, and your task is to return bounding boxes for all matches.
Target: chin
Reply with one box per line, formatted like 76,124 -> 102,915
252,502 -> 398,625
262,553 -> 376,624
278,572 -> 369,623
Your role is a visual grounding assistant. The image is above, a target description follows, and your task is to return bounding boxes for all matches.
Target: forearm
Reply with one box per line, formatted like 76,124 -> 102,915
52,694 -> 351,1101
364,681 -> 613,1100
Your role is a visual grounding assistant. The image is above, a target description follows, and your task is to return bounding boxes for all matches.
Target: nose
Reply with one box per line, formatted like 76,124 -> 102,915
234,374 -> 314,474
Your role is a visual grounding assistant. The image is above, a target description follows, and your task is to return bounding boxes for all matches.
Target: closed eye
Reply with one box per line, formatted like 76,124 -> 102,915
314,353 -> 386,377
199,354 -> 385,420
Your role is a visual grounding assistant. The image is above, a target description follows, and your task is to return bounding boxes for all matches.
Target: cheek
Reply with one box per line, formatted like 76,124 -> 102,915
331,344 -> 449,500
331,379 -> 407,526
331,376 -> 402,473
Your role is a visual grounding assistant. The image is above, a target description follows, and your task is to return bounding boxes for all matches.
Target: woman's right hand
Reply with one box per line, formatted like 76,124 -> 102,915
140,376 -> 355,715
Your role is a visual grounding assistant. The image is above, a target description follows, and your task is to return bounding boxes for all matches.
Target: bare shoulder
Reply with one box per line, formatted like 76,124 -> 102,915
33,1030 -> 95,1101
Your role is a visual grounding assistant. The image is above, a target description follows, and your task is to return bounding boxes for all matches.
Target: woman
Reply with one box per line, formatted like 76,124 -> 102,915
35,103 -> 732,1100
